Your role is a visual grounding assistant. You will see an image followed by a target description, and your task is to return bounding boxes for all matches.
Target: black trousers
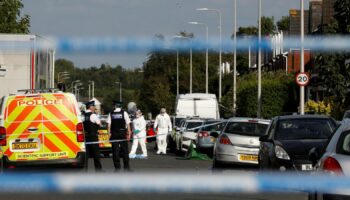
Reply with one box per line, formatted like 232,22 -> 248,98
111,130 -> 130,170
86,135 -> 102,170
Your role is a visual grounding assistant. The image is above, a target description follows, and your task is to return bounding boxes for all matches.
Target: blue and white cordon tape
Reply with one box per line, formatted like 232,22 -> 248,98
0,173 -> 349,194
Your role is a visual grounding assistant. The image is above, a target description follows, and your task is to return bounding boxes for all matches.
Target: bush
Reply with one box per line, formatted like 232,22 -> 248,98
221,71 -> 298,119
305,100 -> 332,115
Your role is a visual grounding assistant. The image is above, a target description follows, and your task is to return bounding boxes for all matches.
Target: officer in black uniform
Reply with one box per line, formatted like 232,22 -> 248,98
107,101 -> 132,171
83,101 -> 103,171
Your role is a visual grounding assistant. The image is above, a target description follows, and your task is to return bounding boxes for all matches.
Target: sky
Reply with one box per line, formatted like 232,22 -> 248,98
22,0 -> 310,68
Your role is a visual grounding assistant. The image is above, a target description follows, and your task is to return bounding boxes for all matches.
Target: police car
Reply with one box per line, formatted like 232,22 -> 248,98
0,89 -> 87,169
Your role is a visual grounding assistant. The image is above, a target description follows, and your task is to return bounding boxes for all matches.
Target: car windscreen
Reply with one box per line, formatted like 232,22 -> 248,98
175,118 -> 185,127
275,118 -> 336,140
186,122 -> 203,130
224,122 -> 268,136
201,121 -> 224,132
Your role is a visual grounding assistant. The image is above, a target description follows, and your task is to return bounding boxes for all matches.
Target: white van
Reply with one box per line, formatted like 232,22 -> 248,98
174,93 -> 220,120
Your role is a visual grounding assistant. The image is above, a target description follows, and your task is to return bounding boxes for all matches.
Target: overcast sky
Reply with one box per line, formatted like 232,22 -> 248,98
23,0 -> 310,68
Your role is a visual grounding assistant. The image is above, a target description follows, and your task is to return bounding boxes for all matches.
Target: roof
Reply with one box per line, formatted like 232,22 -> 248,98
227,117 -> 271,124
276,114 -> 332,120
177,93 -> 217,100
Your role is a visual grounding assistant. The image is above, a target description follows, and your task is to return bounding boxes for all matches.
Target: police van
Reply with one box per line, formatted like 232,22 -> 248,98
0,90 -> 86,169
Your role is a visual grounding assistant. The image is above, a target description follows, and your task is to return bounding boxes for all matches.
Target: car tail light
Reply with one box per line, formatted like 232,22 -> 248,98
322,156 -> 343,175
76,123 -> 85,142
198,131 -> 209,138
219,135 -> 232,145
0,127 -> 7,146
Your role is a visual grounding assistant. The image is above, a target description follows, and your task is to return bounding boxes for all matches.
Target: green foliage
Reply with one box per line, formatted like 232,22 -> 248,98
261,16 -> 276,35
0,0 -> 30,33
334,0 -> 350,33
237,26 -> 257,36
221,71 -> 298,119
55,59 -> 143,114
277,16 -> 290,32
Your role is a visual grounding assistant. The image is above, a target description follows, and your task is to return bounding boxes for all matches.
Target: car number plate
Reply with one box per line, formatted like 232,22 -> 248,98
301,164 -> 313,171
12,142 -> 39,150
99,134 -> 110,142
239,154 -> 258,161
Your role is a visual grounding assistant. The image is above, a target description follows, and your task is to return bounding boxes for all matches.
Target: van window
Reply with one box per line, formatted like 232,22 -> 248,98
0,97 -> 4,115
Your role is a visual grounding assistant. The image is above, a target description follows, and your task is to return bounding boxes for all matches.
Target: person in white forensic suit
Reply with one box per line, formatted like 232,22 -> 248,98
129,110 -> 148,159
154,108 -> 172,154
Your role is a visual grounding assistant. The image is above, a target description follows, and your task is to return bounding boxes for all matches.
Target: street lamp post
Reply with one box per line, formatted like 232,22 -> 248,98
174,35 -> 193,93
115,82 -> 122,101
233,0 -> 237,116
58,71 -> 69,83
71,80 -> 80,93
188,21 -> 209,94
197,8 -> 222,100
257,0 -> 262,118
88,81 -> 95,99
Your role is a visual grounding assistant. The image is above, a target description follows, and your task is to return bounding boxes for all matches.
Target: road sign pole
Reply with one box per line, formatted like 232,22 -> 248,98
300,0 -> 305,115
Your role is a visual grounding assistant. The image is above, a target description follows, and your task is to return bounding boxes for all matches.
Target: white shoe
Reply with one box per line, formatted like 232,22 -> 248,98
156,150 -> 161,154
129,154 -> 136,159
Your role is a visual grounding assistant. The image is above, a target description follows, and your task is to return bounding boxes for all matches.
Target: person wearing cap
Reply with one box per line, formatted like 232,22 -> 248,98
154,108 -> 172,154
83,101 -> 103,171
107,100 -> 132,171
129,110 -> 147,159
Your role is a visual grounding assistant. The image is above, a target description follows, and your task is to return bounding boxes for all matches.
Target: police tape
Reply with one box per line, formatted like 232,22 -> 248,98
0,172 -> 349,194
85,133 -> 169,145
2,36 -> 350,52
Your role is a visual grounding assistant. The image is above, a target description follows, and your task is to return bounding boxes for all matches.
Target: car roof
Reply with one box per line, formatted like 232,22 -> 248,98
275,114 -> 333,120
227,117 -> 271,124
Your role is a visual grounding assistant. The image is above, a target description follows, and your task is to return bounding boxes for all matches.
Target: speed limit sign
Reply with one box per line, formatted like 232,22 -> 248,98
296,72 -> 310,86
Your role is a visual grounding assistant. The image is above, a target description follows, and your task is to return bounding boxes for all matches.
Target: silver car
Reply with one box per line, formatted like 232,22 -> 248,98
213,118 -> 271,167
196,120 -> 226,150
313,119 -> 350,199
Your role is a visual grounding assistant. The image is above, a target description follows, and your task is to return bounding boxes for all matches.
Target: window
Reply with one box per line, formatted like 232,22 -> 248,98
337,130 -> 350,156
275,118 -> 336,140
224,122 -> 269,136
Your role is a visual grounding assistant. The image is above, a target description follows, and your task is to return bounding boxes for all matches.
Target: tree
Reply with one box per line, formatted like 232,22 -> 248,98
334,0 -> 350,34
237,26 -> 257,36
0,0 -> 30,33
277,16 -> 289,32
261,16 -> 276,35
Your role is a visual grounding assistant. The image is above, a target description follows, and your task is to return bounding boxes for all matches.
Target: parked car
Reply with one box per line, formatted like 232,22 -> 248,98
97,115 -> 112,157
259,115 -> 337,171
146,120 -> 156,143
213,118 -> 271,167
196,120 -> 226,151
310,119 -> 350,199
179,119 -> 206,152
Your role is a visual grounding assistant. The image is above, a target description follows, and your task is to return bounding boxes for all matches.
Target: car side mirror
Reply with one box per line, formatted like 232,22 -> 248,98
309,147 -> 320,166
210,132 -> 219,138
259,135 -> 270,142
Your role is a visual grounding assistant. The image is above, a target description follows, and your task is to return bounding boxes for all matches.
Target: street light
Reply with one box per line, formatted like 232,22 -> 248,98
257,0 -> 262,118
174,35 -> 193,93
71,80 -> 80,93
188,21 -> 209,94
197,7 -> 222,101
165,47 -> 179,95
115,82 -> 122,101
88,81 -> 95,99
74,82 -> 83,101
57,71 -> 69,83
233,0 -> 237,116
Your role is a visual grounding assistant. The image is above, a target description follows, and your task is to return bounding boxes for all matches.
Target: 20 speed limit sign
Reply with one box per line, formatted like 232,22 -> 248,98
296,72 -> 310,86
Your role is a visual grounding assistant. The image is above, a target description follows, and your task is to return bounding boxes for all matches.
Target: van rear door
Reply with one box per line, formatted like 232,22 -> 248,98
3,93 -> 82,162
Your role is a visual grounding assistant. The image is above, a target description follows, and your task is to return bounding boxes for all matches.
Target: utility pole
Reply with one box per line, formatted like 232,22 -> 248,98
257,0 -> 262,118
300,0 -> 305,115
233,0 -> 237,116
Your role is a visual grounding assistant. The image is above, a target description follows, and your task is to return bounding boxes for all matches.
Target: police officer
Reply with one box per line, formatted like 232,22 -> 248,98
83,101 -> 103,171
107,100 -> 132,171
